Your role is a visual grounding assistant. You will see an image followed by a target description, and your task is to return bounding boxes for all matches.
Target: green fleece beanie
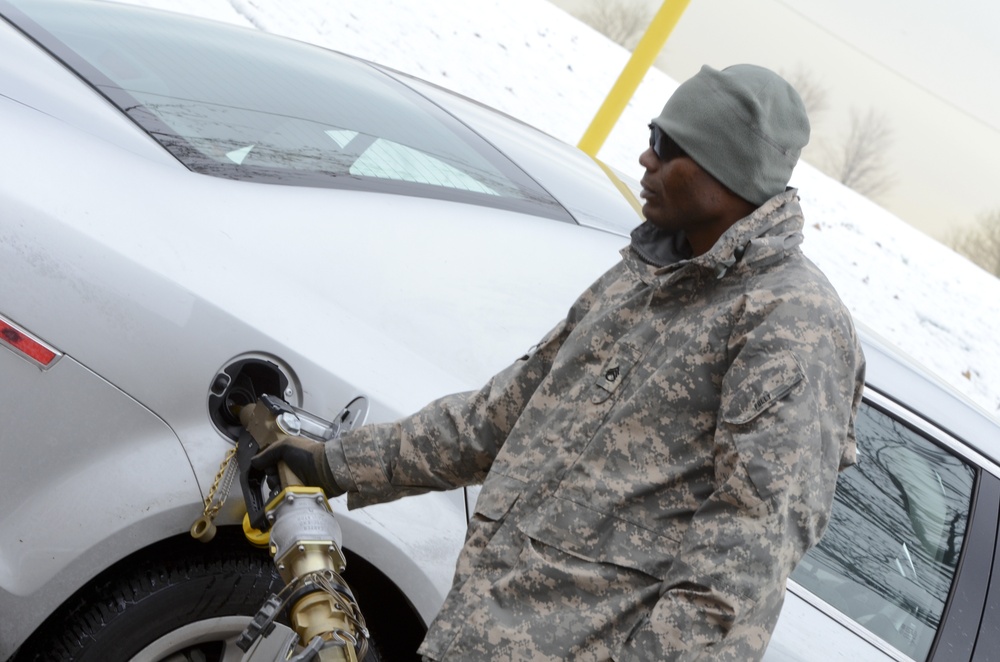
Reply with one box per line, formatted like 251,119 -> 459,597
652,64 -> 810,206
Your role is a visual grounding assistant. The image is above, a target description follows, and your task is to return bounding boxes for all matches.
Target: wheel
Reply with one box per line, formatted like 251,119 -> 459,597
12,532 -> 280,662
132,615 -> 256,661
12,532 -> 383,662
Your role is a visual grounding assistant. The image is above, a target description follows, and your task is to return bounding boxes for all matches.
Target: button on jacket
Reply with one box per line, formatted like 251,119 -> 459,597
328,188 -> 866,661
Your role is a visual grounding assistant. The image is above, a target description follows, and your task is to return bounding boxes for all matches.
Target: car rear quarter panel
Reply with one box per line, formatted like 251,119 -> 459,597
0,351 -> 200,658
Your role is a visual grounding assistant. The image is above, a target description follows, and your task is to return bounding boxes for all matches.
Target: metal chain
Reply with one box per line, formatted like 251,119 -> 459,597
271,570 -> 369,659
202,446 -> 238,519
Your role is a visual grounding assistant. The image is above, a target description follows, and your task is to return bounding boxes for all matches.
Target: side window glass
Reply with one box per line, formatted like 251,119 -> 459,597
790,403 -> 976,660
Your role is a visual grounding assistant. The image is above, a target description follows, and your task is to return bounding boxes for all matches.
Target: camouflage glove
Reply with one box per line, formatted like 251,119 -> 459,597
250,436 -> 340,496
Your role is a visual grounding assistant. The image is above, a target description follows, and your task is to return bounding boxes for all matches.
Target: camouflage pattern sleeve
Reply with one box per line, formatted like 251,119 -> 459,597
329,264 -> 625,509
617,301 -> 862,661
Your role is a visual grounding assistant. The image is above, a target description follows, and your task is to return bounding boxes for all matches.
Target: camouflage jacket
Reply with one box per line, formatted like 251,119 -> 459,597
328,189 -> 866,661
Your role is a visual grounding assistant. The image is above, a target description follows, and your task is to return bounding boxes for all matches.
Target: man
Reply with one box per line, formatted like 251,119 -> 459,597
254,64 -> 866,661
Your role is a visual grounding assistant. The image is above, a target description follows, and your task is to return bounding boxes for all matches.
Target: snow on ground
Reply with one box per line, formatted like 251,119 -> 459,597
118,0 -> 1000,417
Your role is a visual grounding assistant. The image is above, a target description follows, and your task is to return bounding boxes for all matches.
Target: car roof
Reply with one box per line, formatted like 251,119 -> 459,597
857,321 -> 1000,468
392,70 -> 644,236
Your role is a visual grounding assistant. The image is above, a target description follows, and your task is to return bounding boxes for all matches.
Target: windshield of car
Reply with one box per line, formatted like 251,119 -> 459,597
1,0 -> 571,221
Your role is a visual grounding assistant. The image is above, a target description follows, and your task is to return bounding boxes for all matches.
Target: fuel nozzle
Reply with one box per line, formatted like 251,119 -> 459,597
234,395 -> 369,662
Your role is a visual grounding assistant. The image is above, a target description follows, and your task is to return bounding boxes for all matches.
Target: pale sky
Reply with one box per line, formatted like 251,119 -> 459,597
788,0 -> 1000,132
551,0 -> 1000,241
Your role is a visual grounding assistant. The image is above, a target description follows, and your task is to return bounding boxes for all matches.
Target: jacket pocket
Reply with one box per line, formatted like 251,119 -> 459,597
720,350 -> 806,505
720,351 -> 803,425
473,471 -> 525,521
520,495 -> 684,581
457,472 -> 527,581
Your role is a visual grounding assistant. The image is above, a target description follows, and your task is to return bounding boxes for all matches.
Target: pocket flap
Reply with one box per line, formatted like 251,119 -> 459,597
721,351 -> 804,425
473,472 -> 525,520
520,495 -> 683,580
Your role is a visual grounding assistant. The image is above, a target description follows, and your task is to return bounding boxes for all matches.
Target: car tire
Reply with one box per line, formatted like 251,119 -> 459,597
12,532 -> 383,662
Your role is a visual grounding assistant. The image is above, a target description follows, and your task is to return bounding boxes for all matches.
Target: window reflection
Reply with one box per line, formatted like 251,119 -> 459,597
791,404 -> 975,660
10,0 -> 568,219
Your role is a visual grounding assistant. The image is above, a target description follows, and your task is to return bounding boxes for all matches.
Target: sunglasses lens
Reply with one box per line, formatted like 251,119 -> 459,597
648,125 -> 684,162
649,125 -> 663,159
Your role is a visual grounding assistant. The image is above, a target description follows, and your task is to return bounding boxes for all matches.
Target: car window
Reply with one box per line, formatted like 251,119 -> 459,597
790,402 -> 976,660
2,0 -> 571,222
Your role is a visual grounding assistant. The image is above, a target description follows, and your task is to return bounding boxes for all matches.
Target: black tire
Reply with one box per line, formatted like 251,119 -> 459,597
13,531 -> 383,662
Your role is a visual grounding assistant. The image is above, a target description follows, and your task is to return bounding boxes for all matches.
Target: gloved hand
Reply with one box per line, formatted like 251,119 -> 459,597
250,436 -> 339,496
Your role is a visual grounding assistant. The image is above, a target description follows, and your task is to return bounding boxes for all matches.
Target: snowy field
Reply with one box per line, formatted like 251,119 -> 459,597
117,0 -> 1000,417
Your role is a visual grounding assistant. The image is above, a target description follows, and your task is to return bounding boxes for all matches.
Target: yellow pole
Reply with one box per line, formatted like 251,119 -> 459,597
577,0 -> 692,156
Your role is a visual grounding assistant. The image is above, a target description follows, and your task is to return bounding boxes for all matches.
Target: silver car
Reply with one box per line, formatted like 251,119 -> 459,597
1,1 -> 998,661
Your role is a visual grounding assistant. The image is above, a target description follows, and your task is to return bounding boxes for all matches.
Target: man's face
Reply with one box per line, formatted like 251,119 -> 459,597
639,124 -> 744,254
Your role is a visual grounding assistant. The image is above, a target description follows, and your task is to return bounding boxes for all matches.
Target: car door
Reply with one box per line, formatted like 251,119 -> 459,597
767,388 -> 996,661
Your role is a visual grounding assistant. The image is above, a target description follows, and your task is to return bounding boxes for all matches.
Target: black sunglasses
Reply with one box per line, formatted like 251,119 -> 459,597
648,123 -> 686,162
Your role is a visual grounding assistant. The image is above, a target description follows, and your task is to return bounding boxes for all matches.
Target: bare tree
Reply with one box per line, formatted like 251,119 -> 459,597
823,107 -> 895,199
948,209 -> 1000,277
579,0 -> 653,50
780,65 -> 829,124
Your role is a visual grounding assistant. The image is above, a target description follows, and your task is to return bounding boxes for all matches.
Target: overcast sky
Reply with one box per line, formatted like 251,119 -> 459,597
787,0 -> 1000,130
552,0 -> 1000,241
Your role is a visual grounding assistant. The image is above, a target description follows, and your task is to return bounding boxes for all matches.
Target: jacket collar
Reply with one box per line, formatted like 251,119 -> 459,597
625,188 -> 804,281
